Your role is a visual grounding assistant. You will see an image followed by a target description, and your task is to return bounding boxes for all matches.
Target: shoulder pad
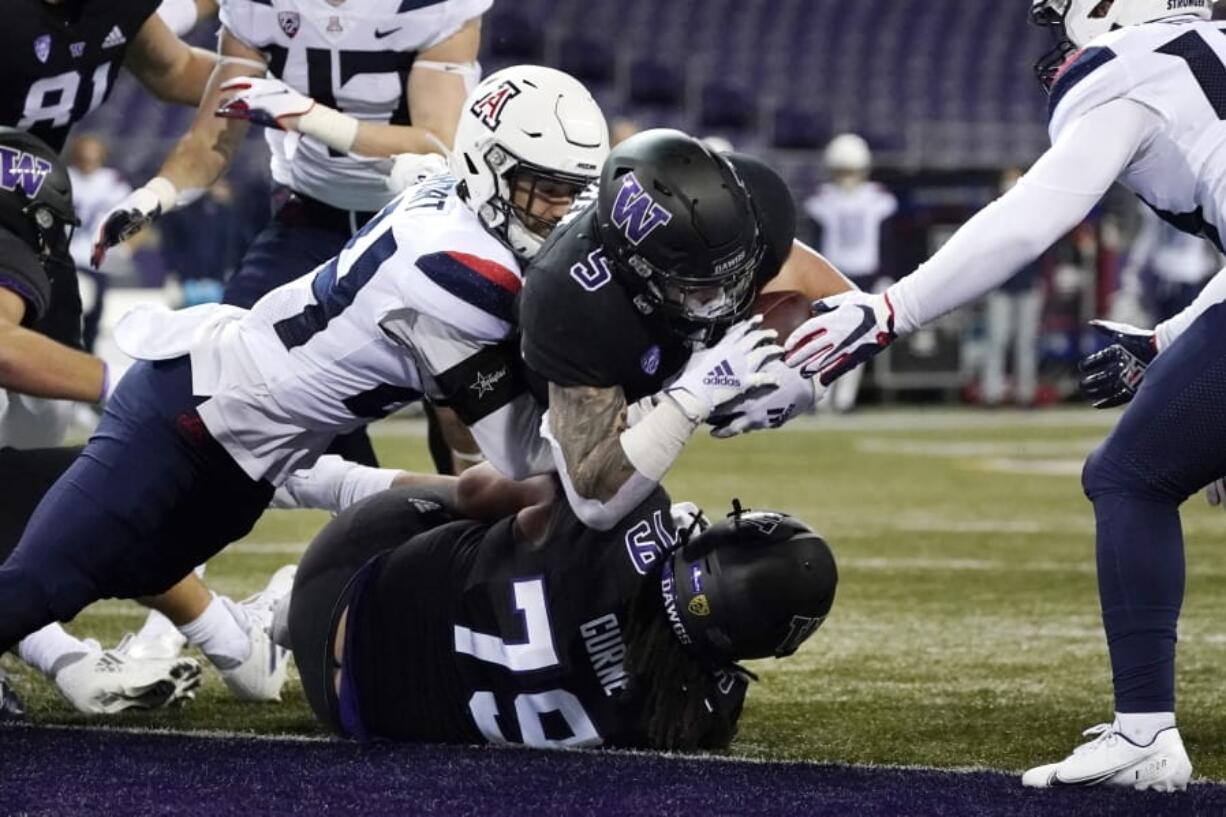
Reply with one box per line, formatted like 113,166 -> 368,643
1047,45 -> 1125,138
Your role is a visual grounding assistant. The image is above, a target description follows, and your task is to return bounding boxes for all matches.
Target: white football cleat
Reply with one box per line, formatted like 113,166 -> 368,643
54,649 -> 202,714
114,627 -> 188,662
0,666 -> 26,721
1022,723 -> 1192,792
217,565 -> 297,703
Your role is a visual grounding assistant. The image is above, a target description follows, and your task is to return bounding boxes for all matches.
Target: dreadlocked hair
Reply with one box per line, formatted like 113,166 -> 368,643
621,573 -> 740,751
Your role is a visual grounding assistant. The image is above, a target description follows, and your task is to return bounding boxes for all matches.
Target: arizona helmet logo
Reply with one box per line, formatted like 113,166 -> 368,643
470,81 -> 521,130
278,12 -> 301,38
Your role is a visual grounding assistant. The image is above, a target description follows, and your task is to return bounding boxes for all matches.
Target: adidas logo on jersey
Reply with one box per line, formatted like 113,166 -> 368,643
702,360 -> 739,387
101,26 -> 126,49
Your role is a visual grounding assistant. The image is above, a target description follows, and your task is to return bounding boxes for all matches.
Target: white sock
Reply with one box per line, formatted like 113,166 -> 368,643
280,455 -> 398,512
1115,711 -> 1176,746
17,624 -> 91,679
337,464 -> 400,510
178,595 -> 252,670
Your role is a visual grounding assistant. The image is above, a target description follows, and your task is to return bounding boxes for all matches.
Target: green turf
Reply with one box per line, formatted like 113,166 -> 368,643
8,410 -> 1226,779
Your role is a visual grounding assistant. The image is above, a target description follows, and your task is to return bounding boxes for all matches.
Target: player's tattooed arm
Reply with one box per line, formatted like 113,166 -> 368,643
546,383 -> 638,503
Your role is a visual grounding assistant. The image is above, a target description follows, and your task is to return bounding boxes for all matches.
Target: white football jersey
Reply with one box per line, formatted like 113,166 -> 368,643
1049,18 -> 1226,253
219,0 -> 491,212
118,175 -> 549,484
803,182 -> 897,279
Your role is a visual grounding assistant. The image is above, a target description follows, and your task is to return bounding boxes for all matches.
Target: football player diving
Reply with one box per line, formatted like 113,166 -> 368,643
0,67 -> 609,712
284,463 -> 837,750
518,129 -> 855,535
1,1 -> 223,717
785,0 -> 1223,792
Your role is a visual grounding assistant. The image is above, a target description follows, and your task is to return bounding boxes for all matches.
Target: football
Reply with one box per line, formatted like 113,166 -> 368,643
752,289 -> 813,340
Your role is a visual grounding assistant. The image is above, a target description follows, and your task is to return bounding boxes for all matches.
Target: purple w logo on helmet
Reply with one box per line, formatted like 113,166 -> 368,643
0,147 -> 52,199
610,172 -> 672,246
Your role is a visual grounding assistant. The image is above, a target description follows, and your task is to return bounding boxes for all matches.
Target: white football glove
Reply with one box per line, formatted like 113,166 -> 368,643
708,356 -> 821,439
663,315 -> 781,424
91,177 -> 178,268
217,77 -> 359,154
216,76 -> 315,130
387,152 -> 450,195
784,290 -> 897,384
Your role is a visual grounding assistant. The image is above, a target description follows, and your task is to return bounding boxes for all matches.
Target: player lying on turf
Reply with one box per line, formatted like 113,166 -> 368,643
0,67 -> 607,680
518,129 -> 855,534
284,463 -> 836,750
784,0 -> 1220,792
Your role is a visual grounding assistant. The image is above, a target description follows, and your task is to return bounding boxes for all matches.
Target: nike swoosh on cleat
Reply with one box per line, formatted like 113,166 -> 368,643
1048,758 -> 1150,787
374,27 -> 403,38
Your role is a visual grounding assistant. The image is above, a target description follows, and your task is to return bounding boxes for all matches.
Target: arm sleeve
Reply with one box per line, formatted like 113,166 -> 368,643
1155,265 -> 1226,350
886,98 -> 1161,334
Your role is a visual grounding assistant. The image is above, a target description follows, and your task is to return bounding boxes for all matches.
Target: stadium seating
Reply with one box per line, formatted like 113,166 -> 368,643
76,0 -> 1054,198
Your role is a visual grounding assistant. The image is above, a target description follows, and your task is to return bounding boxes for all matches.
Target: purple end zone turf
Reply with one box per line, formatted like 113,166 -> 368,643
2,725 -> 1224,816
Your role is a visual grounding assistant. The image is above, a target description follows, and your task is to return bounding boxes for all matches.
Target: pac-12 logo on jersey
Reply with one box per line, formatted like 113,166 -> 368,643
470,81 -> 521,130
278,12 -> 301,38
0,148 -> 51,198
610,172 -> 673,246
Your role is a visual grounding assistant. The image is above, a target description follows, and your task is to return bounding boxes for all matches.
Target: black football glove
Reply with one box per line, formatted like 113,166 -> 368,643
1077,319 -> 1157,409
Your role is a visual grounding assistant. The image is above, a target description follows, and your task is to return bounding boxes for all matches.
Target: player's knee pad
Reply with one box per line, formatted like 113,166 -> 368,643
1083,437 -> 1181,504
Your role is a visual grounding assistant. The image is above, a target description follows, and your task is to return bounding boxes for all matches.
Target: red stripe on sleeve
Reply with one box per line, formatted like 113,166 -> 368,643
446,252 -> 522,294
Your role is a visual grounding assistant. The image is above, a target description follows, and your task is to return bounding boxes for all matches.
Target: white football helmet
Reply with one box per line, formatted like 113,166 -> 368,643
824,133 -> 872,173
1031,0 -> 1214,87
451,65 -> 609,259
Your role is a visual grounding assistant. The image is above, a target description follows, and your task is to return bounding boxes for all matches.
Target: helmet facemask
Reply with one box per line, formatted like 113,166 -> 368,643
474,143 -> 595,261
622,241 -> 763,344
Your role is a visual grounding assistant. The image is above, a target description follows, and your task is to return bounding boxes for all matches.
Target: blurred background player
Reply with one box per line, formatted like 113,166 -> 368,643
803,133 -> 897,413
66,135 -> 136,353
980,167 -> 1044,408
286,464 -> 837,750
1114,200 -> 1222,325
93,0 -> 493,473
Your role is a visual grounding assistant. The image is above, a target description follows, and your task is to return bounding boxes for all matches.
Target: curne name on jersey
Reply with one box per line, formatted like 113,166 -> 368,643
580,613 -> 629,696
1167,0 -> 1209,9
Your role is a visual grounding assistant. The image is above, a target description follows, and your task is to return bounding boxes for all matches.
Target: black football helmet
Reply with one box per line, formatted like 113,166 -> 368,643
0,127 -> 78,260
596,129 -> 767,342
660,503 -> 837,664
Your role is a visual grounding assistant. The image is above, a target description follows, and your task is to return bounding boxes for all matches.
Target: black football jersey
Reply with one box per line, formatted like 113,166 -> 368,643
348,486 -> 748,748
3,0 -> 161,152
519,153 -> 797,404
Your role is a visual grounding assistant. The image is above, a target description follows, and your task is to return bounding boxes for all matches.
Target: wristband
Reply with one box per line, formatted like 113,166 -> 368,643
297,104 -> 360,154
145,176 -> 180,215
619,397 -> 699,482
